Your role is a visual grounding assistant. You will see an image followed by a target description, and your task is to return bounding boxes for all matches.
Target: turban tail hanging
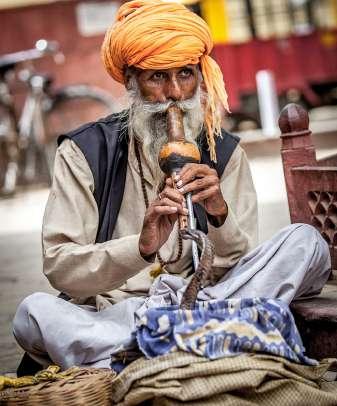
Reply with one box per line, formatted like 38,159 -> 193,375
101,0 -> 229,162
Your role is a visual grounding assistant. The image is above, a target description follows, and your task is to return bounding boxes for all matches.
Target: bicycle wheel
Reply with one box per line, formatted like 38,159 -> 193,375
42,84 -> 115,179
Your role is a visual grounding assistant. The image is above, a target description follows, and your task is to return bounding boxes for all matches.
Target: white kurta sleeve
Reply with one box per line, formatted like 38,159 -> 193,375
207,144 -> 258,270
42,139 -> 151,298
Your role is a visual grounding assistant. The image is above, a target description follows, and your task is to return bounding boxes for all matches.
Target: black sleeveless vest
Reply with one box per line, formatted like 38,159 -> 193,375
58,111 -> 239,243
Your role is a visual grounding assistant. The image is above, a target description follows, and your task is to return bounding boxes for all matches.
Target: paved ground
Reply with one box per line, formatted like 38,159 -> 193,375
0,133 -> 336,374
0,188 -> 55,374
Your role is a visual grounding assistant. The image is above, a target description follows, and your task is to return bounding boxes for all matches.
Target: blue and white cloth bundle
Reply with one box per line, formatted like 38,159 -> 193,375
136,297 -> 317,366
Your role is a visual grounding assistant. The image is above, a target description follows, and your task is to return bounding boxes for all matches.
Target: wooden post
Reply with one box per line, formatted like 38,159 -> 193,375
279,103 -> 317,223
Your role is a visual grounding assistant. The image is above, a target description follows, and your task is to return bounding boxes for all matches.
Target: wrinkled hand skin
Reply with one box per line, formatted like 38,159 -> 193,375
180,228 -> 215,309
166,163 -> 228,225
139,162 -> 225,259
139,182 -> 188,258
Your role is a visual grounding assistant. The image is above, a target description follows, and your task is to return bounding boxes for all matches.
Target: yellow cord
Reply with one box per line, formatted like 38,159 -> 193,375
0,365 -> 78,391
149,263 -> 165,279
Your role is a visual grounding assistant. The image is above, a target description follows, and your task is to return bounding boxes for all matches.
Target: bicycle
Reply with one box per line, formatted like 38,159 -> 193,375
0,39 -> 115,195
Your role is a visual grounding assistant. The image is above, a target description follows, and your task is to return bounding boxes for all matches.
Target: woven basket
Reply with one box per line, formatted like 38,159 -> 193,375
0,367 -> 115,405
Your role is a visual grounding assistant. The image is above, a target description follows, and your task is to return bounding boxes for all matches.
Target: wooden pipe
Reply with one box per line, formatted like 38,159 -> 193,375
159,105 -> 201,176
158,105 -> 215,309
158,105 -> 201,229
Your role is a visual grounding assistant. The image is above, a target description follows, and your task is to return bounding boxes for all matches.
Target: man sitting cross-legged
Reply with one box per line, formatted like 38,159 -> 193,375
13,0 -> 330,370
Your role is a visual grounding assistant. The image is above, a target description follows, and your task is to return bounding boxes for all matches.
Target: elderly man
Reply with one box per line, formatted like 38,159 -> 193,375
13,0 -> 330,371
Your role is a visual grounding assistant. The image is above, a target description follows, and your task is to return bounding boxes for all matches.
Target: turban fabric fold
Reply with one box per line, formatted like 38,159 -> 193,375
101,0 -> 229,161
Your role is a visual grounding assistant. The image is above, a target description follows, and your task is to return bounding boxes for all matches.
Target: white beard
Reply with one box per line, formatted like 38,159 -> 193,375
128,85 -> 205,188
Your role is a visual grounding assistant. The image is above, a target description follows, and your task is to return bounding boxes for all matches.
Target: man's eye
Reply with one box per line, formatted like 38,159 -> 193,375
151,72 -> 166,80
180,68 -> 193,77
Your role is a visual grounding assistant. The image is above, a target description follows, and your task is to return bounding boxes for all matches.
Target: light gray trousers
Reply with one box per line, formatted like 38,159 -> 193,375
13,224 -> 331,369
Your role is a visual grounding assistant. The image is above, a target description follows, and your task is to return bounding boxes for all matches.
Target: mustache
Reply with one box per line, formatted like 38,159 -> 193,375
140,94 -> 200,115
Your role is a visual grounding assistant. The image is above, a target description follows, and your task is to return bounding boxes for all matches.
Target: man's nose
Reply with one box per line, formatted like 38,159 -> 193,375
165,78 -> 183,101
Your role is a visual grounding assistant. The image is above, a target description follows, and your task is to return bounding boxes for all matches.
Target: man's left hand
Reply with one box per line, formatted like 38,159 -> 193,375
166,163 -> 228,223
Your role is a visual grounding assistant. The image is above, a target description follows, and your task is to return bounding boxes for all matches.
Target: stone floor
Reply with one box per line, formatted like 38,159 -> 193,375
0,188 -> 55,374
0,133 -> 336,374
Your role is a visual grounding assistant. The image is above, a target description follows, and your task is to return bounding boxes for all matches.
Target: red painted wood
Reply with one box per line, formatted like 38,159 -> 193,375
279,103 -> 316,222
318,154 -> 337,167
214,31 -> 337,112
279,103 -> 337,269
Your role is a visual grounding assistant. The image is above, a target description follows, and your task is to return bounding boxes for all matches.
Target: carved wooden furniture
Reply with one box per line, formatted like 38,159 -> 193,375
279,103 -> 337,359
279,103 -> 337,270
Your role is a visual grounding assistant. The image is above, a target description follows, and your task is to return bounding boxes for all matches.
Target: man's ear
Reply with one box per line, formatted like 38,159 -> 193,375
124,70 -> 132,90
124,66 -> 137,90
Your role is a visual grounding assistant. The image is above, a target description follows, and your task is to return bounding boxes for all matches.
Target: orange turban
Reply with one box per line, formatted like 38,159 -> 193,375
101,0 -> 229,161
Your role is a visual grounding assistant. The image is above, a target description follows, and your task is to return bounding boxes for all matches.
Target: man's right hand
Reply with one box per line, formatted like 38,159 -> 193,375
139,183 -> 188,258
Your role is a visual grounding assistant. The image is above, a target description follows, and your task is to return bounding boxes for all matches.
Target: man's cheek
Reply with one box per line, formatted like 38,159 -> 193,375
183,81 -> 199,99
138,82 -> 166,102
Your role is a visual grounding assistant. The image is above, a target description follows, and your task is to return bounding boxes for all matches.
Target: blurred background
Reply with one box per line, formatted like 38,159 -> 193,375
0,0 -> 336,373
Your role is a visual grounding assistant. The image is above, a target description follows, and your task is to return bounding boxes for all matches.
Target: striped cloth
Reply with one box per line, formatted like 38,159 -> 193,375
136,298 -> 316,365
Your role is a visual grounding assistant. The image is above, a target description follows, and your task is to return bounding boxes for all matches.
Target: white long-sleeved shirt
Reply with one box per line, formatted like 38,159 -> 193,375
42,134 -> 258,308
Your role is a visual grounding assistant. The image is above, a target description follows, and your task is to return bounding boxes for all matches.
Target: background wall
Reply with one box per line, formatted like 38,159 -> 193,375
0,0 -> 125,101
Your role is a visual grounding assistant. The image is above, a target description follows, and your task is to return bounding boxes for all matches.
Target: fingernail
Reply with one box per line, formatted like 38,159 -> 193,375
182,200 -> 186,208
183,208 -> 189,215
174,175 -> 180,182
176,180 -> 183,187
171,207 -> 178,212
